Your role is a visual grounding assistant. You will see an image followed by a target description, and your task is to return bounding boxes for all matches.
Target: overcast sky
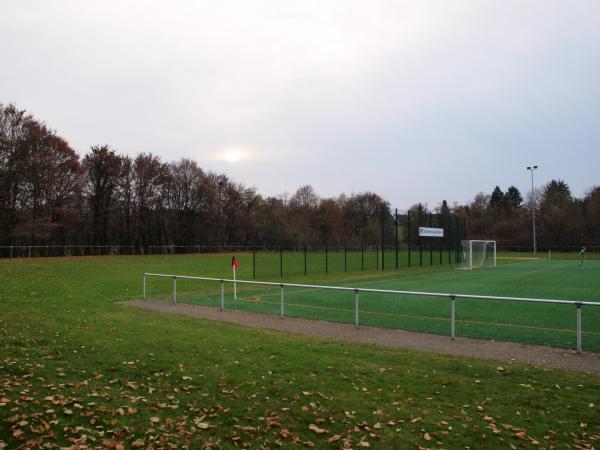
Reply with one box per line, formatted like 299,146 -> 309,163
2,0 -> 599,209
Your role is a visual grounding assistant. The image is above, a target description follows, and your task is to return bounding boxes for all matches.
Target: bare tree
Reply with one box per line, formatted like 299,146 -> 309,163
83,145 -> 123,245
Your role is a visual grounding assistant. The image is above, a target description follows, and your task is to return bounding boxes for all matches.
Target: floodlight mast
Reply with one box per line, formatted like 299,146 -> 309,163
526,165 -> 539,254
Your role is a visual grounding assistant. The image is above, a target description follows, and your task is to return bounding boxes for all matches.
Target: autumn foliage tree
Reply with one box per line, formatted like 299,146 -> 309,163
0,104 -> 81,245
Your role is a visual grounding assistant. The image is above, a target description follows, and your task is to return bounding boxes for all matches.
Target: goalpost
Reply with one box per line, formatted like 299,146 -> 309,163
460,240 -> 496,270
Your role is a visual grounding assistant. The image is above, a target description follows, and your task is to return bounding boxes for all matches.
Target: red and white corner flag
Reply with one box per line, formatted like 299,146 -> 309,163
231,256 -> 238,299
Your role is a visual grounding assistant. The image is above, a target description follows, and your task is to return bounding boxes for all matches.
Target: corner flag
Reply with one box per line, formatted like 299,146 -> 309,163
232,256 -> 238,299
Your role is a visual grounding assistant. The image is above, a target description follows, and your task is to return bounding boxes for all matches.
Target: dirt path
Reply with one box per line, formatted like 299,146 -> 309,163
126,299 -> 600,374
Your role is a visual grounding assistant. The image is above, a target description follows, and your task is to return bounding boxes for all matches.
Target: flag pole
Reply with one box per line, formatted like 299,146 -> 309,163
233,265 -> 237,300
232,256 -> 238,300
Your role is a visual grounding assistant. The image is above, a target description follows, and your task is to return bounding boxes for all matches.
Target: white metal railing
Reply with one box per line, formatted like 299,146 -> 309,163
142,272 -> 600,354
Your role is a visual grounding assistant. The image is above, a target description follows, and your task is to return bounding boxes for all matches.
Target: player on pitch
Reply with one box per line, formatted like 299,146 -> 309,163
578,247 -> 586,269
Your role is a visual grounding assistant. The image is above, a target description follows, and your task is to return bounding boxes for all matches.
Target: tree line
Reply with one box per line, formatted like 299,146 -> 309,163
459,181 -> 600,248
1,103 -> 597,251
0,104 -> 396,249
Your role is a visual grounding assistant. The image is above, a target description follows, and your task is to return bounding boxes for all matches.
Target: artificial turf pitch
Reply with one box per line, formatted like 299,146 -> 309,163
147,257 -> 600,352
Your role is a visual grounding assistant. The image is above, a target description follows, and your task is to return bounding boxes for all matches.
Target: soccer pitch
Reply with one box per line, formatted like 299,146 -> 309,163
147,257 -> 600,352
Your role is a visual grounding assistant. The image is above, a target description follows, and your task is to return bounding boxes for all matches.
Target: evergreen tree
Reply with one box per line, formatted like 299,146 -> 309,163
506,186 -> 523,208
489,186 -> 506,212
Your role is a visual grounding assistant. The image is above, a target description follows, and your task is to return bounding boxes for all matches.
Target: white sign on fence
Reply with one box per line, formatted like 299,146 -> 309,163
419,227 -> 444,238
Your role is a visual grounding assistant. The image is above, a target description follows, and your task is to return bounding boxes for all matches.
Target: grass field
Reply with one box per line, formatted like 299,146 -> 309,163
147,255 -> 600,352
2,254 -> 600,449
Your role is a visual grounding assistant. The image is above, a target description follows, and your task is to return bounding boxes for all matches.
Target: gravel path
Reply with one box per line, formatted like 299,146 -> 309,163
126,299 -> 600,374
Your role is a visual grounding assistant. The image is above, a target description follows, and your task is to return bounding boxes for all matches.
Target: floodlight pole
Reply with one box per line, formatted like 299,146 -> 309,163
526,165 -> 539,254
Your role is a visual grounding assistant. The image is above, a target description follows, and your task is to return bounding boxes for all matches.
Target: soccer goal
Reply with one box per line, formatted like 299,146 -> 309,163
460,240 -> 496,270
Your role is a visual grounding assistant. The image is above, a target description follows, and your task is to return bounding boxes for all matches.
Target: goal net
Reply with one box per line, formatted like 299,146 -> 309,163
460,240 -> 496,270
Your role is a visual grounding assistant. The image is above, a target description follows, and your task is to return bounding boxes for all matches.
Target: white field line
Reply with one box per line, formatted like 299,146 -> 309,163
497,256 -> 541,260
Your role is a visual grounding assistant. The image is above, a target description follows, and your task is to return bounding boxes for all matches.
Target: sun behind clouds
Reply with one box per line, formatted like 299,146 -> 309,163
212,147 -> 265,163
225,150 -> 240,163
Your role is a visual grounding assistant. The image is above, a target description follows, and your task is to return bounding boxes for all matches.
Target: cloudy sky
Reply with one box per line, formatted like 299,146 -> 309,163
2,0 -> 599,208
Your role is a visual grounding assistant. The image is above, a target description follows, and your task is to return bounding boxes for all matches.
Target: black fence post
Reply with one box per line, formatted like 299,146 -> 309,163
407,210 -> 412,268
253,248 -> 256,279
325,245 -> 328,274
456,216 -> 461,263
395,208 -> 399,270
381,205 -> 385,271
344,244 -> 347,272
419,207 -> 423,267
361,245 -> 364,271
280,246 -> 283,277
304,245 -> 307,276
454,216 -> 460,263
376,244 -> 379,270
429,212 -> 433,266
448,214 -> 453,265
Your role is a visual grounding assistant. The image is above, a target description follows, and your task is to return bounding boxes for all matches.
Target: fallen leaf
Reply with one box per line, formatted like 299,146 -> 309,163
308,424 -> 328,434
513,431 -> 527,441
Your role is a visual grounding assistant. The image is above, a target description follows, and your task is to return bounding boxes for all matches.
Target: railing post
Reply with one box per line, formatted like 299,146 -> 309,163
172,276 -> 177,304
220,280 -> 224,311
576,303 -> 582,354
280,284 -> 284,319
143,274 -> 147,300
354,289 -> 359,329
450,295 -> 456,340
10,245 -> 13,260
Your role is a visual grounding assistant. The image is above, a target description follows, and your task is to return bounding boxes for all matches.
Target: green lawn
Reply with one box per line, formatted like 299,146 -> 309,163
1,255 -> 600,449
